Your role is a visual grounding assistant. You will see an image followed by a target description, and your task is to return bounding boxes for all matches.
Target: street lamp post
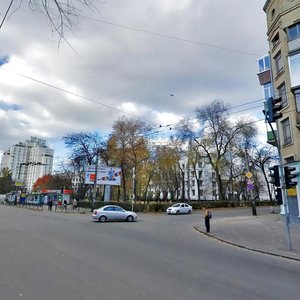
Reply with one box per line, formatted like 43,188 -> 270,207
92,152 -> 99,211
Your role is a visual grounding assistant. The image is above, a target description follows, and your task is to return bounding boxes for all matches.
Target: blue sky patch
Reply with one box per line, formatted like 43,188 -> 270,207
0,55 -> 9,66
0,100 -> 21,111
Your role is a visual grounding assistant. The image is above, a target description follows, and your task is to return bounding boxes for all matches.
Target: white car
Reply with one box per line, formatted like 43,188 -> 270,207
166,203 -> 193,215
92,205 -> 137,222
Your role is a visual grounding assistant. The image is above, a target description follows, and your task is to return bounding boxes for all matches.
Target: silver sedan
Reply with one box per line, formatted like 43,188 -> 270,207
92,205 -> 137,222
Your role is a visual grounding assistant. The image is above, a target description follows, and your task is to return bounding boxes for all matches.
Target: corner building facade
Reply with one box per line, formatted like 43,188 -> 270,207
264,0 -> 300,222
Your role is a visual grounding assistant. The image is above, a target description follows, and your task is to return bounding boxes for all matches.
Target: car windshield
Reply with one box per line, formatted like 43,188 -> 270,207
172,204 -> 180,207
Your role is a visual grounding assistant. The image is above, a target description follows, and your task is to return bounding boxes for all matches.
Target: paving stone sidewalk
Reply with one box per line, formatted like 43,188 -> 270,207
195,212 -> 300,261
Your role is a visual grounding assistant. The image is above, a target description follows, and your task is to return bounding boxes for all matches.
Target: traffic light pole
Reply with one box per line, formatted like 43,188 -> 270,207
278,164 -> 292,250
92,153 -> 99,212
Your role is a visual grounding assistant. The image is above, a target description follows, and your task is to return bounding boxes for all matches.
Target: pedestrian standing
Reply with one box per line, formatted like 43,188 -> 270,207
203,207 -> 212,233
49,199 -> 53,211
72,199 -> 78,210
63,199 -> 67,212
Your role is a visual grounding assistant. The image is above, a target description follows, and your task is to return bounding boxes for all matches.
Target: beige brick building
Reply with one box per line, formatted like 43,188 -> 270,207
263,0 -> 300,221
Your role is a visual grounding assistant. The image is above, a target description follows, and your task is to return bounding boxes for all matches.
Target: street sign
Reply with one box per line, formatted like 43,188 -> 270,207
247,183 -> 254,191
245,172 -> 253,179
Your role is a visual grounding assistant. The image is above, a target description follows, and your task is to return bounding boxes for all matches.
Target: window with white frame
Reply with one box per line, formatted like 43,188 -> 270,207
258,55 -> 270,73
281,118 -> 292,145
264,82 -> 273,101
288,53 -> 300,88
274,51 -> 283,75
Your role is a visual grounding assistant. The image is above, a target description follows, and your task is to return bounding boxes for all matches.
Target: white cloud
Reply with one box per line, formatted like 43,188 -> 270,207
0,0 -> 269,159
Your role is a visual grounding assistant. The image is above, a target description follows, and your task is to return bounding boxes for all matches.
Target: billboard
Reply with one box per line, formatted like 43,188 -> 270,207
85,166 -> 121,186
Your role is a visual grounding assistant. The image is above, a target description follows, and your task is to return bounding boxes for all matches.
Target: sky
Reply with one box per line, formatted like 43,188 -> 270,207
0,0 -> 269,166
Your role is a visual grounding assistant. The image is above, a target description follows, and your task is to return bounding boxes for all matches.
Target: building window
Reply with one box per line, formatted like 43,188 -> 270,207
285,156 -> 295,164
288,53 -> 300,88
281,118 -> 292,145
287,22 -> 300,41
271,9 -> 275,19
258,55 -> 270,73
295,88 -> 300,112
278,83 -> 288,108
274,51 -> 283,75
272,32 -> 280,49
264,82 -> 273,100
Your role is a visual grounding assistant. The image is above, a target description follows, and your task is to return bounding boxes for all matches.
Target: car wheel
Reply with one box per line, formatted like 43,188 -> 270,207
188,210 -> 192,214
99,215 -> 107,223
126,215 -> 134,222
176,210 -> 180,215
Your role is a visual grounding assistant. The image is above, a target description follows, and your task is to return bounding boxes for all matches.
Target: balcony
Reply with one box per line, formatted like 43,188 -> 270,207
267,130 -> 277,146
257,69 -> 271,85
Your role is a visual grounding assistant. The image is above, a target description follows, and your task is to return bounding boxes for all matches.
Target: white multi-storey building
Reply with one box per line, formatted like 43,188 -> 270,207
0,137 -> 54,191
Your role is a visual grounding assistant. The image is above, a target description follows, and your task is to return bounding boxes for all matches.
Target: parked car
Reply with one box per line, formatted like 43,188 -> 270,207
92,205 -> 137,222
166,203 -> 193,215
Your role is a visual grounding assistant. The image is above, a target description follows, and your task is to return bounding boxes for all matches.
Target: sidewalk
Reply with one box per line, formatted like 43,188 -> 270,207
194,211 -> 300,261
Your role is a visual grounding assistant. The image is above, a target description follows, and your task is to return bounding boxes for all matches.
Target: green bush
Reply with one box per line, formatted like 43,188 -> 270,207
79,199 -> 276,212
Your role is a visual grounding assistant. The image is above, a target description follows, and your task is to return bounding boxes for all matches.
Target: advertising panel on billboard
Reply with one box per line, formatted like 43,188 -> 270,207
85,166 -> 121,186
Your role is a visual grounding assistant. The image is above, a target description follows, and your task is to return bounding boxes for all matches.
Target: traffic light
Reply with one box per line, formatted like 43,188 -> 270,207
284,166 -> 297,188
266,97 -> 283,123
269,165 -> 280,187
274,187 -> 282,205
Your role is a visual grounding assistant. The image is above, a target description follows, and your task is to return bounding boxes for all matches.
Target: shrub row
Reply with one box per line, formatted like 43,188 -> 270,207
84,200 -> 275,213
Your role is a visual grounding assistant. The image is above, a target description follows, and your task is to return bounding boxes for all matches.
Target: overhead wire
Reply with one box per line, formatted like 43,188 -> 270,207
5,70 -> 269,133
80,15 -> 261,57
15,72 -> 157,126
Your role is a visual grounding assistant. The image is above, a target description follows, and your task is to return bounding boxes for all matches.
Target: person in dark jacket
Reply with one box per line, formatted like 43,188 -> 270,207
203,207 -> 211,233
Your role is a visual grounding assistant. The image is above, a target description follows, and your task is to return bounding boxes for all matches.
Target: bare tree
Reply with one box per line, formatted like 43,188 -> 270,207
195,100 -> 257,200
250,145 -> 278,202
62,131 -> 106,201
1,0 -> 96,42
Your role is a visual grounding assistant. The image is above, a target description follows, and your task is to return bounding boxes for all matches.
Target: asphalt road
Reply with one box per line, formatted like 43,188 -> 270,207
0,205 -> 299,300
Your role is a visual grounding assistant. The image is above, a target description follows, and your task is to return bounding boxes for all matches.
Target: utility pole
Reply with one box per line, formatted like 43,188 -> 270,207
92,152 -> 99,212
132,167 -> 135,212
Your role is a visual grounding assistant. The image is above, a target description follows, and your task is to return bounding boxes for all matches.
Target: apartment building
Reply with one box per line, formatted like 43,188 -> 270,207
0,137 -> 54,191
263,0 -> 300,220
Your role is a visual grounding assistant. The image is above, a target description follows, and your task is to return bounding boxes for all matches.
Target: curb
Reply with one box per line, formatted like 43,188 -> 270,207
193,225 -> 300,262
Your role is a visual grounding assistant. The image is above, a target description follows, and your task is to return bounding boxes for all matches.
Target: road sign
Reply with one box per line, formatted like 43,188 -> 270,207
245,172 -> 252,179
247,183 -> 254,191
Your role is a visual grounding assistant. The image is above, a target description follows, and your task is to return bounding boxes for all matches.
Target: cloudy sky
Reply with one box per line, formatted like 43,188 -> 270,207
0,0 -> 269,164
